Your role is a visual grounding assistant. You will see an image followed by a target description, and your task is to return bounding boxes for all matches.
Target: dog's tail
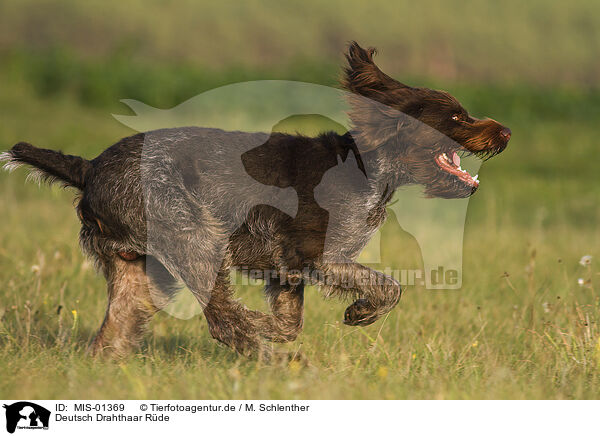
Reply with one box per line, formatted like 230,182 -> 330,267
0,142 -> 91,190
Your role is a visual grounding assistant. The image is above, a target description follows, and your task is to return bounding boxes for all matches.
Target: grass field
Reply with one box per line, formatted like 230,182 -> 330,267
0,1 -> 599,400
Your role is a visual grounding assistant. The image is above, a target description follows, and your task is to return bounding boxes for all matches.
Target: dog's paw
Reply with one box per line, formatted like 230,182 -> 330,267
343,299 -> 379,326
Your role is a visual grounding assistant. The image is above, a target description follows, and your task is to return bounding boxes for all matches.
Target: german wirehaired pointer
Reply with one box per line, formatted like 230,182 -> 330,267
1,42 -> 510,358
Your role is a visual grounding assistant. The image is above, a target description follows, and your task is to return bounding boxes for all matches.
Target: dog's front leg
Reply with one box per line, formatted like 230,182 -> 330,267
311,261 -> 402,326
203,275 -> 305,357
259,281 -> 304,342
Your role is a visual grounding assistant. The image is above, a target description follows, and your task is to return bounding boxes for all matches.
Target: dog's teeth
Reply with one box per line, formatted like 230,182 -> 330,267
473,174 -> 479,182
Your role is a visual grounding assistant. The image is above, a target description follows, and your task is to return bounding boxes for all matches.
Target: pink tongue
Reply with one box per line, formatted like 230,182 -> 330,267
452,152 -> 461,167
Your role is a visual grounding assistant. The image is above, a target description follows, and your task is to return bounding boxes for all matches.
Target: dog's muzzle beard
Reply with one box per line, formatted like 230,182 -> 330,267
424,132 -> 509,198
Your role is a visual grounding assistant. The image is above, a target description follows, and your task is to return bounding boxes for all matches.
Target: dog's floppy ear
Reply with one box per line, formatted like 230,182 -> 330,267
342,41 -> 409,100
342,42 -> 416,152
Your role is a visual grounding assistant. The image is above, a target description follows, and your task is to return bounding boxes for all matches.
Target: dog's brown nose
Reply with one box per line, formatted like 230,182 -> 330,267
500,127 -> 511,142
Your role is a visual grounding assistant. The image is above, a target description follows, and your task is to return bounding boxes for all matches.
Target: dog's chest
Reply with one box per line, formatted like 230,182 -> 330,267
321,188 -> 389,261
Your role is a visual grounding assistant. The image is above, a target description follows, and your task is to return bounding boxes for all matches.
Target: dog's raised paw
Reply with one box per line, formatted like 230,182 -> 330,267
343,299 -> 378,326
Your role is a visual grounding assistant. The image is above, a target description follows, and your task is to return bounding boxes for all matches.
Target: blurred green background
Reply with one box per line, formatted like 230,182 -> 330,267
2,0 -> 600,108
0,0 -> 599,399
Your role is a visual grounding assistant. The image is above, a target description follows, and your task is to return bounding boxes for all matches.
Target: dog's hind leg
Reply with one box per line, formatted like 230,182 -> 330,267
90,256 -> 177,357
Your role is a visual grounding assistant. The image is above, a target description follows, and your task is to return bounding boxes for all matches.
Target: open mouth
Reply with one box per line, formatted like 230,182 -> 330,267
434,151 -> 479,188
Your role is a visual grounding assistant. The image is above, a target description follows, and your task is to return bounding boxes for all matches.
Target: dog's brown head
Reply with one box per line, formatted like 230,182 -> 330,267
341,41 -> 511,198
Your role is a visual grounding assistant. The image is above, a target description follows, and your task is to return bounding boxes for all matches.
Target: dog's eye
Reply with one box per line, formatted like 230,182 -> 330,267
451,114 -> 461,122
